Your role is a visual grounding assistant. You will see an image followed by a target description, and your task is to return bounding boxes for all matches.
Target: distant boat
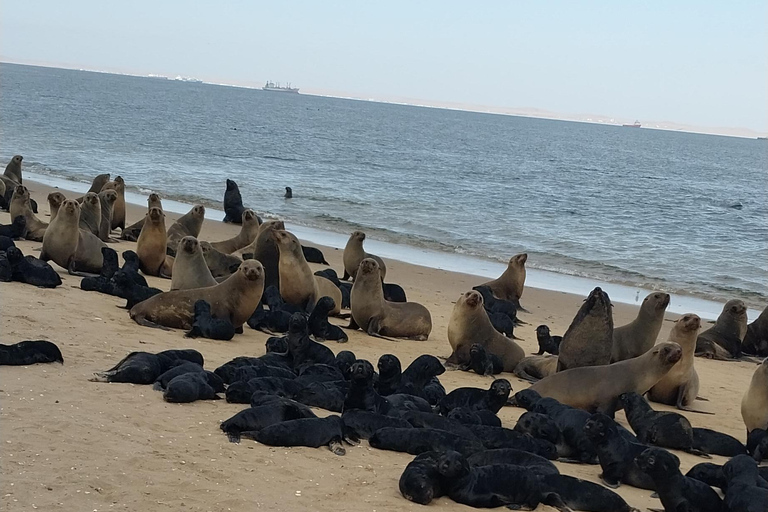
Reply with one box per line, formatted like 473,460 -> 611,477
262,81 -> 299,94
623,120 -> 642,128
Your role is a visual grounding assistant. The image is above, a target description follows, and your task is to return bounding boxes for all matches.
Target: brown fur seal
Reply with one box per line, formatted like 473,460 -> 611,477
744,306 -> 768,357
742,358 -> 768,432
166,205 -> 205,255
343,231 -> 386,281
137,207 -> 174,277
97,189 -> 117,242
200,241 -> 242,279
170,236 -> 217,291
101,176 -> 126,231
696,299 -> 748,360
556,287 -> 614,372
274,230 -> 342,314
349,257 -> 431,339
612,292 -> 671,362
78,192 -> 101,236
210,209 -> 260,254
76,173 -> 110,202
10,185 -> 47,241
47,192 -> 67,220
4,155 -> 23,183
531,342 -> 683,416
648,314 -> 705,412
242,219 -> 284,289
40,199 -> 105,274
121,193 -> 162,241
514,355 -> 559,383
479,253 -> 527,302
446,290 -> 523,369
130,259 -> 264,331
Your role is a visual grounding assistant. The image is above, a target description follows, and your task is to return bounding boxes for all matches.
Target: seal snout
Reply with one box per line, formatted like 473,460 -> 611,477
464,290 -> 482,308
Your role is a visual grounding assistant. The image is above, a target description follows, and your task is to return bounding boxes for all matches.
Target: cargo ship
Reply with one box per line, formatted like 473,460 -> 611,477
623,120 -> 642,128
262,81 -> 299,93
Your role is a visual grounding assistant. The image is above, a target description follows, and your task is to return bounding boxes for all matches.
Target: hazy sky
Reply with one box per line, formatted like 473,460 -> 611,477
2,1 -> 766,131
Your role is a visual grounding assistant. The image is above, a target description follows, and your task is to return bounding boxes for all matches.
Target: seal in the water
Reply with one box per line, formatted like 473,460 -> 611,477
696,299 -> 748,359
439,379 -> 511,415
130,259 -> 264,331
137,207 -> 174,277
396,355 -> 445,401
5,246 -> 62,287
301,245 -> 328,265
210,209 -> 260,254
78,192 -> 101,236
648,313 -> 706,412
459,343 -> 504,376
0,216 -> 26,239
101,177 -> 126,231
222,179 -> 246,224
349,258 -> 431,340
743,306 -> 768,357
40,199 -> 105,275
369,428 -> 484,457
531,342 -> 682,417
170,236 -> 217,290
121,193 -> 162,241
535,325 -> 561,355
342,230 -> 386,281
10,185 -> 47,241
47,191 -> 66,220
185,300 -> 236,341
284,186 -> 292,199
274,229 -> 342,314
221,399 -> 317,442
477,253 -> 527,303
513,354 -> 558,383
90,349 -> 204,384
242,415 -> 356,456
742,358 -> 768,433
199,241 -> 240,279
96,189 -> 117,242
166,204 -> 205,255
636,447 -> 723,512
556,286 -> 614,371
0,340 -> 63,365
308,296 -> 348,342
241,219 -> 284,290
612,292 -> 670,362
722,455 -> 768,511
446,290 -> 522,368
163,372 -> 223,403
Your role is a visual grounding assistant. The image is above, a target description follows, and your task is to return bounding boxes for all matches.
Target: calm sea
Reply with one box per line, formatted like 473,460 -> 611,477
1,63 -> 766,308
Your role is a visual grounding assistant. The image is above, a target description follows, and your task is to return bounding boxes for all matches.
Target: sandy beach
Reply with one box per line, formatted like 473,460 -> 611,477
0,179 -> 760,511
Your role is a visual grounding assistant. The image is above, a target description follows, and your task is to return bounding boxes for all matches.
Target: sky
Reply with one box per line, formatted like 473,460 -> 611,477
1,1 -> 766,131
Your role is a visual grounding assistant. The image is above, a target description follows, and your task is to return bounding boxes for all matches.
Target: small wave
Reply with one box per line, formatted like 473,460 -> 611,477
261,155 -> 299,162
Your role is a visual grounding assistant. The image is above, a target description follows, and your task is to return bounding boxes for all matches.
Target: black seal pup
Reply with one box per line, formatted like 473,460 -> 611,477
308,297 -> 348,342
722,455 -> 768,511
748,428 -> 768,462
222,179 -> 246,223
464,424 -> 558,459
221,399 -> 317,442
382,282 -> 407,302
341,410 -> 412,439
743,306 -> 768,357
399,452 -> 445,505
459,343 -> 504,375
692,427 -> 746,457
163,372 -> 223,403
6,247 -> 61,288
343,359 -> 391,414
396,354 -> 445,399
467,449 -> 559,475
242,415 -> 357,455
90,349 -> 204,384
0,340 -> 63,365
185,300 -> 236,341
536,324 -> 562,355
80,247 -> 120,294
369,427 -> 484,457
438,379 -> 511,415
635,447 -> 723,512
111,270 -> 162,308
285,313 -> 335,370
539,473 -> 640,512
376,354 -> 401,395
301,245 -> 328,265
447,408 -> 502,427
0,215 -> 27,239
152,362 -> 205,390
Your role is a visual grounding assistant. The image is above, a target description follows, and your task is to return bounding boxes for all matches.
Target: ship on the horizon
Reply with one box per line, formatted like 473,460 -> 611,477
623,120 -> 642,128
262,81 -> 299,93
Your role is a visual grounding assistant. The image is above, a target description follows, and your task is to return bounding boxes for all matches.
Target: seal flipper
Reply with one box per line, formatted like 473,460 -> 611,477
676,385 -> 714,415
366,318 -> 399,342
683,448 -> 712,458
133,315 -> 173,331
344,317 -> 360,330
328,437 -> 346,456
537,493 -> 572,512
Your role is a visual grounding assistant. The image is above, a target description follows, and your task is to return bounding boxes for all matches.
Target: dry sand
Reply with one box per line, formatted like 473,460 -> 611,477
0,180 -> 759,511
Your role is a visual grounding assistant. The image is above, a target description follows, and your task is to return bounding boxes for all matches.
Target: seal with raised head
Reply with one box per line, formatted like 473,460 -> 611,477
742,358 -> 768,433
342,230 -> 386,281
531,342 -> 682,417
478,253 -> 527,303
648,314 -> 705,412
222,179 -> 246,223
0,216 -> 26,239
274,229 -> 342,315
241,219 -> 284,290
166,204 -> 205,255
446,290 -> 523,369
210,209 -> 260,254
611,292 -> 670,362
78,192 -> 101,236
439,379 -> 512,415
200,241 -> 241,279
696,299 -> 748,359
743,306 -> 768,357
284,186 -> 292,199
535,325 -> 561,355
40,199 -> 105,275
556,286 -> 614,371
47,192 -> 66,220
121,193 -> 162,241
87,173 -> 110,194
96,188 -> 118,242
136,207 -> 174,277
350,258 -> 431,340
130,259 -> 264,331
10,185 -> 47,241
722,455 -> 768,511
4,155 -> 23,183
170,236 -> 217,290
101,176 -> 126,231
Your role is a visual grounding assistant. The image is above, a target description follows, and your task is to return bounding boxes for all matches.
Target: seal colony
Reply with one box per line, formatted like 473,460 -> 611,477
2,160 -> 765,512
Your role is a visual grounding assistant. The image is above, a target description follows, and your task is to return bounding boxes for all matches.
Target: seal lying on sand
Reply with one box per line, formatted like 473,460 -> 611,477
611,292 -> 670,362
185,300 -> 236,341
0,340 -> 63,365
343,231 -> 386,281
556,286 -> 614,371
477,253 -> 527,303
514,354 -> 558,383
0,216 -> 26,239
4,246 -> 62,287
90,349 -> 204,384
241,415 -> 357,456
696,299 -> 748,359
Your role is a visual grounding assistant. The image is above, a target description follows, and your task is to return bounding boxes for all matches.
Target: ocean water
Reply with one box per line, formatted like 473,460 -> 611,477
1,63 -> 766,311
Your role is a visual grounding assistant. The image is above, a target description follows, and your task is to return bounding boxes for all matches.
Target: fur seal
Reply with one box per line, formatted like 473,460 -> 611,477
742,358 -> 768,432
446,290 -> 522,369
467,449 -> 559,475
696,299 -> 748,359
4,155 -> 23,183
370,428 -> 484,457
87,173 -> 110,194
78,192 -> 101,236
210,209 -> 259,254
162,371 -> 223,403
439,379 -> 511,415
0,340 -> 63,365
459,343 -> 504,376
743,306 -> 768,357
399,452 -> 445,505
531,342 -> 682,417
612,292 -> 670,362
10,185 -> 47,241
137,207 -> 174,277
90,349 -> 204,384
112,270 -> 162,308
0,216 -> 26,239
4,246 -> 62,287
221,399 -> 317,442
535,325 -> 561,355
222,179 -> 246,224
130,259 -> 264,331
478,253 -> 527,302
47,192 -> 66,220
242,415 -> 356,456
648,314 -> 704,412
121,193 -> 162,242
101,176 -> 126,231
349,258 -> 431,339
274,230 -> 341,314
166,204 -> 205,255
342,231 -> 386,281
692,428 -> 747,457
722,455 -> 768,511
513,354 -> 558,382
96,189 -> 117,242
184,299 -> 236,340
301,245 -> 328,265
40,199 -> 105,274
284,186 -> 292,199
308,296 -> 348,342
556,286 -> 614,371
170,236 -> 217,290
342,410 -> 412,439
241,219 -> 283,289
199,241 -> 241,279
